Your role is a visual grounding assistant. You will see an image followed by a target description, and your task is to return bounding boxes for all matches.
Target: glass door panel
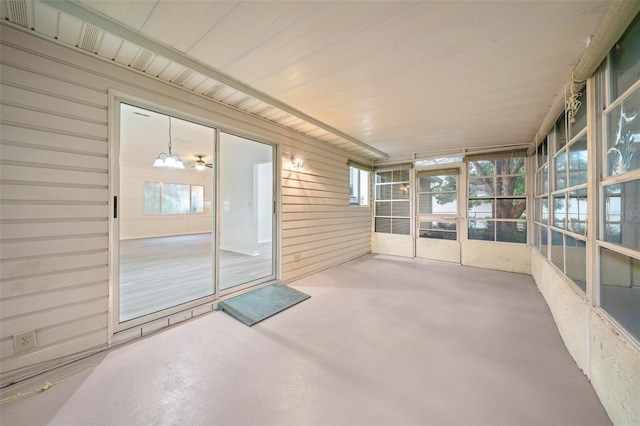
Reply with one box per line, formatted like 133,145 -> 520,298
219,132 -> 274,291
415,169 -> 461,263
118,104 -> 215,323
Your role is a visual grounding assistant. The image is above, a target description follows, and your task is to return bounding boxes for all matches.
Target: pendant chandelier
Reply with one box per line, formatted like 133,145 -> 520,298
152,117 -> 185,169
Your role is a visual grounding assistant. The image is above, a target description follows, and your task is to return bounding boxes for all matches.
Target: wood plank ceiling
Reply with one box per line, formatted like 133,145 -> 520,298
2,0 -> 612,162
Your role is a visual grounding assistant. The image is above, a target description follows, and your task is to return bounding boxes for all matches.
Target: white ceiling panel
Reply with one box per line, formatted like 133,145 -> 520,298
157,61 -> 186,82
185,1 -> 269,64
114,40 -> 141,67
143,55 -> 171,77
55,13 -> 83,46
33,1 -> 58,38
181,72 -> 207,91
14,0 -> 621,160
152,1 -> 210,47
100,0 -> 129,22
121,0 -> 157,32
138,0 -> 185,40
172,1 -> 240,52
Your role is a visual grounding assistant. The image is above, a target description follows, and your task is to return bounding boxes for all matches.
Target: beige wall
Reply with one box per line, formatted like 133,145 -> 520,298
531,249 -> 640,425
119,165 -> 214,240
0,24 -> 371,385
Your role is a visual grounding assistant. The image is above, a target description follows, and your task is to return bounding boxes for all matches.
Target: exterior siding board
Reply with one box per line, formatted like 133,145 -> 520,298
0,24 -> 371,384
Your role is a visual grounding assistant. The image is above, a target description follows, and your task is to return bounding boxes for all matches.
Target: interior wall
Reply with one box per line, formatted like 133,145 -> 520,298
219,133 -> 272,256
0,24 -> 372,385
119,165 -> 214,240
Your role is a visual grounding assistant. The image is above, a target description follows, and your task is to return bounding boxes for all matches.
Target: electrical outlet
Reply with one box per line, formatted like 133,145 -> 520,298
13,330 -> 37,353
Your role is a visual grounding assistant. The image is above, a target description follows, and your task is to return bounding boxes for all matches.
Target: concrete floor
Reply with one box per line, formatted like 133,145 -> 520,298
0,254 -> 611,425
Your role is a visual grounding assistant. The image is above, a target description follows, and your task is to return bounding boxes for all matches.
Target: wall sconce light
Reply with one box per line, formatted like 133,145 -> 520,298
291,155 -> 304,170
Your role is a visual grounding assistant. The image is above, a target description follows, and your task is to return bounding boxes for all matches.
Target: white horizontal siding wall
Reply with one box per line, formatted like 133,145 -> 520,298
0,24 -> 372,384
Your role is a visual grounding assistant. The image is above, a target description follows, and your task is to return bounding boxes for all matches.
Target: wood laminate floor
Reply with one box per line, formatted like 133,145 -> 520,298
119,234 -> 272,322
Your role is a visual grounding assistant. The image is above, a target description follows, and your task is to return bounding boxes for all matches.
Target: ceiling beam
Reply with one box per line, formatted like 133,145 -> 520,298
41,0 -> 388,160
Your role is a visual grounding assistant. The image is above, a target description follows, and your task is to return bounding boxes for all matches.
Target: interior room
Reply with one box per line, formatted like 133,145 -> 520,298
0,0 -> 638,424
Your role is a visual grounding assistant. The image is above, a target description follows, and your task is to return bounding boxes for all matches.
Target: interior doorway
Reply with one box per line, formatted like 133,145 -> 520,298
219,132 -> 275,293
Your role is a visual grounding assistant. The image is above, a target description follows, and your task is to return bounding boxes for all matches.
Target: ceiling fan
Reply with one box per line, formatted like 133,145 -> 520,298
192,155 -> 213,170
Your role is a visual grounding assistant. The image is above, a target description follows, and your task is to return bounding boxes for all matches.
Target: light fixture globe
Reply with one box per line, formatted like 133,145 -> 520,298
165,156 -> 176,167
152,117 -> 185,170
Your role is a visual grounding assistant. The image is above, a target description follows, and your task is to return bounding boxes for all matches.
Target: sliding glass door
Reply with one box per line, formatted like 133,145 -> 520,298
117,103 -> 216,324
219,132 -> 275,293
113,102 -> 277,328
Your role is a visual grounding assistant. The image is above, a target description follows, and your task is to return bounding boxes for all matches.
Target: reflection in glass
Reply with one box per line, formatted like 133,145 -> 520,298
375,217 -> 391,233
604,180 -> 640,251
393,169 -> 410,182
496,221 -> 526,243
540,225 -> 549,257
610,14 -> 640,99
542,197 -> 549,223
419,221 -> 457,240
555,114 -> 567,150
568,188 -> 587,236
537,139 -> 548,169
600,247 -> 640,341
391,183 -> 410,199
376,171 -> 392,183
568,134 -> 588,187
550,230 -> 564,272
555,151 -> 567,190
392,200 -> 410,217
468,199 -> 494,219
468,220 -> 493,241
565,235 -> 586,292
606,85 -> 639,176
392,218 -> 410,234
375,201 -> 391,217
553,194 -> 566,229
376,184 -> 391,200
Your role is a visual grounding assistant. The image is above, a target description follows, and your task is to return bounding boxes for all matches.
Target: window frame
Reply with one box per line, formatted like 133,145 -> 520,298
373,168 -> 411,235
415,168 -> 460,241
466,156 -> 528,244
143,181 -> 205,215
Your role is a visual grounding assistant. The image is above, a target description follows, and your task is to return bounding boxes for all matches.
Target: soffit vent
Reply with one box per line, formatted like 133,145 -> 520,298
204,84 -> 226,97
79,24 -> 99,52
8,0 -> 28,28
131,48 -> 153,71
172,68 -> 194,86
231,95 -> 252,108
